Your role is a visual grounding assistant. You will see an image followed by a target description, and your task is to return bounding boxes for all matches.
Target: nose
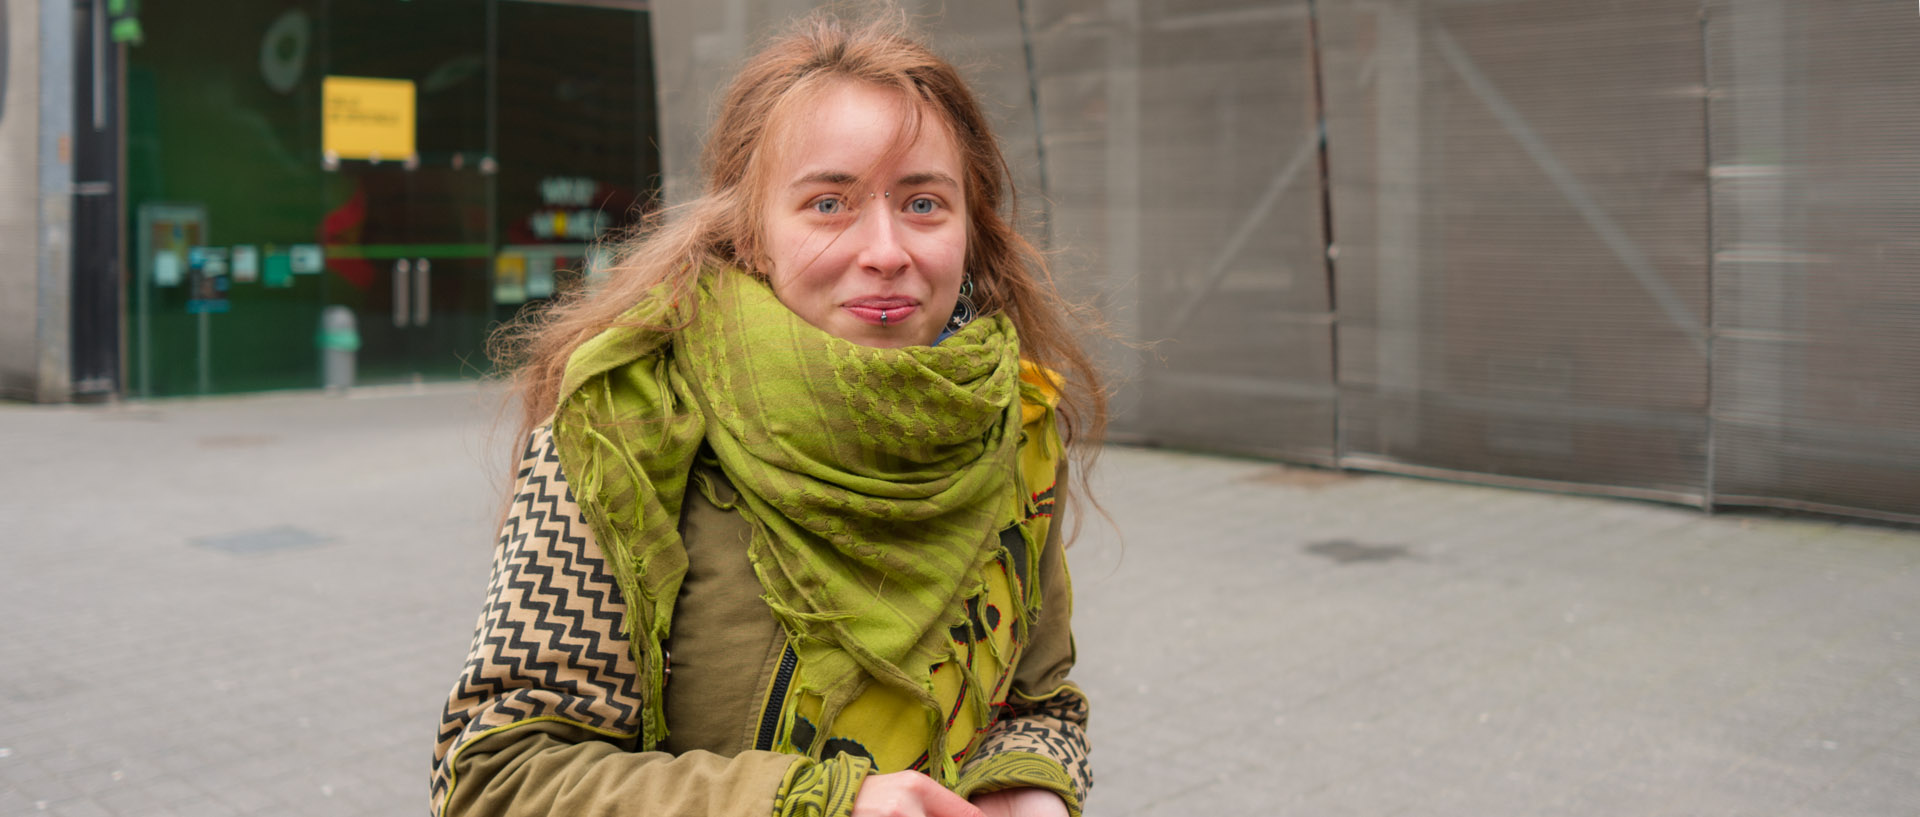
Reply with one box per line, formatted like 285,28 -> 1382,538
853,206 -> 909,278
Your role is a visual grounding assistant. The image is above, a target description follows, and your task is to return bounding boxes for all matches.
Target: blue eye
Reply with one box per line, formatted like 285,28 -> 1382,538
908,197 -> 937,215
812,197 -> 846,215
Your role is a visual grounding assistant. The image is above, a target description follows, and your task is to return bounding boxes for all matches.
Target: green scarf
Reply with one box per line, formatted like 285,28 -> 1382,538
553,268 -> 1027,759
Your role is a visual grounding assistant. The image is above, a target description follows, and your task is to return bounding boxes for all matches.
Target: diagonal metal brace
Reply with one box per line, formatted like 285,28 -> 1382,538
1163,130 -> 1322,337
1431,25 -> 1708,355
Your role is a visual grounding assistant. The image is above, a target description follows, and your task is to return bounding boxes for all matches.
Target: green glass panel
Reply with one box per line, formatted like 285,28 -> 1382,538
123,1 -> 662,396
125,2 -> 333,395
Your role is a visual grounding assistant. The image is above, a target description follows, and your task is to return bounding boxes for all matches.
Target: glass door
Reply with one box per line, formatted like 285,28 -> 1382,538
320,0 -> 493,384
122,0 -> 660,396
490,0 -> 661,322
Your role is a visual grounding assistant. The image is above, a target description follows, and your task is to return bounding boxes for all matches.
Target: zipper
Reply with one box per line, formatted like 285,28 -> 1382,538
754,644 -> 799,751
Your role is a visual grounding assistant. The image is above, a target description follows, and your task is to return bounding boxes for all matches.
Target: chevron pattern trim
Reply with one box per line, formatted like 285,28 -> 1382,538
431,427 -> 644,814
963,684 -> 1093,804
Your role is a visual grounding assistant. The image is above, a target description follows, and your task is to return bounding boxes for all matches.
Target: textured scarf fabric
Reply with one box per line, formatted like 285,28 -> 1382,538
552,268 -> 1029,759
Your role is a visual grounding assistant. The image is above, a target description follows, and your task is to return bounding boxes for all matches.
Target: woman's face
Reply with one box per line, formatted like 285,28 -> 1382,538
759,81 -> 968,348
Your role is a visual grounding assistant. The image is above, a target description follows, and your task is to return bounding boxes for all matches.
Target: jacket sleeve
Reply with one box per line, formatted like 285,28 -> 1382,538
953,467 -> 1094,816
431,428 -> 871,817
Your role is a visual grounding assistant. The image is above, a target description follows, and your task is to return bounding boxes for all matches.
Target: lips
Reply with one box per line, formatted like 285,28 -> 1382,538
843,296 -> 919,326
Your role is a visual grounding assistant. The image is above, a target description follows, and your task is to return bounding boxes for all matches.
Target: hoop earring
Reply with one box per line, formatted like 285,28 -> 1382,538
947,276 -> 977,333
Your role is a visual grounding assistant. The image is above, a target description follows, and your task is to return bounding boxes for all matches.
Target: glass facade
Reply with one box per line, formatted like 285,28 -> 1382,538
125,0 -> 659,396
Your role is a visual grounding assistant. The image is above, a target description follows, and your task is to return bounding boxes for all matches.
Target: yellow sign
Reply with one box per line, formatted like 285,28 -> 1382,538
494,253 -> 528,305
323,76 -> 416,161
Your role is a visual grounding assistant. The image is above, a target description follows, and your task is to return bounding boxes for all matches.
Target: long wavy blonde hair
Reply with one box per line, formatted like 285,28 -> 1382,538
493,8 -> 1107,502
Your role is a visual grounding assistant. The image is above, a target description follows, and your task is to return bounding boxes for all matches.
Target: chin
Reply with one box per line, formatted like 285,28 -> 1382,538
848,327 -> 932,349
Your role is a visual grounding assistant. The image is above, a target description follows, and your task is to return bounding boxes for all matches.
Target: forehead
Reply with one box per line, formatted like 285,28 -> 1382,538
765,81 -> 962,183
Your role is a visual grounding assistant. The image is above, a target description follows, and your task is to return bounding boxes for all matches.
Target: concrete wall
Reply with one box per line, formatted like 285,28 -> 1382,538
0,0 -> 71,402
0,0 -> 41,399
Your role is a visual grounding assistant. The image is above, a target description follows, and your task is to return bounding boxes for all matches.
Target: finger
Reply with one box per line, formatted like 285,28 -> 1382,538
915,778 -> 985,817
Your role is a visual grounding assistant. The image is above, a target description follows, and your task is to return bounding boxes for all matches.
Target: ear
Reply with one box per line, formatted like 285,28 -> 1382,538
728,210 -> 766,273
738,235 -> 771,275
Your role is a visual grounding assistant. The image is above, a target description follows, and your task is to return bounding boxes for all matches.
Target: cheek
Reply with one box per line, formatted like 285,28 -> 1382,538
939,231 -> 970,286
765,226 -> 855,317
775,235 -> 841,289
916,224 -> 969,277
763,220 -> 820,285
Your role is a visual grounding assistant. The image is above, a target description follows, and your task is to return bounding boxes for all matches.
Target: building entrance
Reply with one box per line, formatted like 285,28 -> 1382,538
322,0 -> 492,385
125,0 -> 659,396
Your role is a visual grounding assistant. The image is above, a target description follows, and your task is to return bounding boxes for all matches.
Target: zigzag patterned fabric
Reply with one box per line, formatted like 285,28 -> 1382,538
431,429 -> 642,815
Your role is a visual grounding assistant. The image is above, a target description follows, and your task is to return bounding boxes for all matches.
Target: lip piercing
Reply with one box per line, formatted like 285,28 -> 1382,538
880,310 -> 889,325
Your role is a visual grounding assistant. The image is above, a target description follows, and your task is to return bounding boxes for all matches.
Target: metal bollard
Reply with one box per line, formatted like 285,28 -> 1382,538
318,305 -> 361,392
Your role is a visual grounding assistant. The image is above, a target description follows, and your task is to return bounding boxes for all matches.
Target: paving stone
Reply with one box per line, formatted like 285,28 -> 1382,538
46,799 -> 112,817
3,385 -> 1918,816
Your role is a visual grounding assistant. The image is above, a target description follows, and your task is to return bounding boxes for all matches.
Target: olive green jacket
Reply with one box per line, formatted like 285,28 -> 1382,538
431,427 -> 1092,817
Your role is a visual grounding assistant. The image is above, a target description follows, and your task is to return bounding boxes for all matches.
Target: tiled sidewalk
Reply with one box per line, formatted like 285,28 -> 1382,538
2,385 -> 1914,816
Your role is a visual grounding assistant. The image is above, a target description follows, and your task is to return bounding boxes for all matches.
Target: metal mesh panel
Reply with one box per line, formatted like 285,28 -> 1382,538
643,0 -> 1920,523
1030,0 -> 1336,461
1320,0 -> 1711,499
1706,0 -> 1920,520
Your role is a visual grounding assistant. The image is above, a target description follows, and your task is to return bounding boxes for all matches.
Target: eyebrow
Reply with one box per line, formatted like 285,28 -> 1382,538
791,171 -> 859,189
897,172 -> 960,189
788,171 -> 960,190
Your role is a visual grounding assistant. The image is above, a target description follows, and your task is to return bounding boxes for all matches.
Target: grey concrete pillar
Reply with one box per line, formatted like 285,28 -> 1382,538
0,0 -> 72,402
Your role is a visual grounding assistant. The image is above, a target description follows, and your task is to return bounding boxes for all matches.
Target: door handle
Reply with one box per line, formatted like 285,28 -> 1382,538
414,258 -> 431,326
392,259 -> 411,328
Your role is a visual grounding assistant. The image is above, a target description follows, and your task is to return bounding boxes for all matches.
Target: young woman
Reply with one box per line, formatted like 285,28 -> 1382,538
433,11 -> 1104,817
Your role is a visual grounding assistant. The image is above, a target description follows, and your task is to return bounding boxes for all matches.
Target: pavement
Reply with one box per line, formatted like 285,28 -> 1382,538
0,383 -> 1915,817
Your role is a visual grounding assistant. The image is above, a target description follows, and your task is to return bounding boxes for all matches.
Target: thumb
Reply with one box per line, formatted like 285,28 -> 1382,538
923,784 -> 986,817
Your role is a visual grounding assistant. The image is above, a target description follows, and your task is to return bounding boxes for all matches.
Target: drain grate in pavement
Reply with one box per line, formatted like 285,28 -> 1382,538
191,525 -> 333,555
1304,538 -> 1413,564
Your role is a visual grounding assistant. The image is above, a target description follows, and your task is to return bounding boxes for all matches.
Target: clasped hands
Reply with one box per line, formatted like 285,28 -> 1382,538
851,770 -> 1069,817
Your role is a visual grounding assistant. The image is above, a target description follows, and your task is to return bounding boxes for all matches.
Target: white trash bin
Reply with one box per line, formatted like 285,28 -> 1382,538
319,305 -> 360,392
